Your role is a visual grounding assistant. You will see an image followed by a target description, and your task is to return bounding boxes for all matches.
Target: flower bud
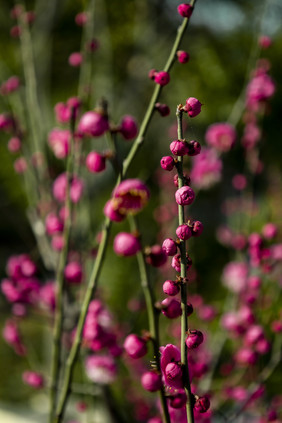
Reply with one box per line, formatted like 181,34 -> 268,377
104,200 -> 125,222
22,371 -> 44,388
119,115 -> 138,140
155,102 -> 170,116
154,71 -> 170,86
160,156 -> 175,171
145,245 -> 167,267
68,52 -> 83,67
161,298 -> 182,319
170,140 -> 188,156
141,371 -> 162,392
191,221 -> 203,237
175,186 -> 195,206
177,50 -> 190,64
163,280 -> 180,296
186,140 -> 201,156
113,232 -> 141,257
86,151 -> 106,173
177,3 -> 193,18
185,330 -> 204,349
124,334 -> 147,359
171,253 -> 192,273
176,224 -> 192,240
194,395 -> 210,413
162,238 -> 178,256
165,362 -> 183,388
64,262 -> 83,284
169,391 -> 187,409
184,97 -> 202,118
78,111 -> 109,137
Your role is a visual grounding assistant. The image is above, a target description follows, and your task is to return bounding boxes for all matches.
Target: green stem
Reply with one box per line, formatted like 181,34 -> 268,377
49,114 -> 76,422
18,6 -> 44,161
129,216 -> 171,423
176,108 -> 194,423
53,8 -> 198,421
121,6 -> 196,180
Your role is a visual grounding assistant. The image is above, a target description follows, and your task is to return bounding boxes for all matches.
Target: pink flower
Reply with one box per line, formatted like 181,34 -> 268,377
45,213 -> 64,235
119,115 -> 138,140
141,371 -> 162,392
113,232 -> 141,257
3,320 -> 26,355
170,140 -> 188,156
14,157 -> 27,174
222,261 -> 248,293
112,178 -> 150,215
22,371 -> 44,388
39,282 -> 56,311
177,4 -> 193,18
75,12 -> 88,26
163,280 -> 180,296
78,111 -> 109,137
161,298 -> 182,319
145,245 -> 167,267
85,355 -> 117,384
68,52 -> 83,67
190,147 -> 222,189
154,71 -> 170,86
184,97 -> 202,117
175,186 -> 195,206
160,344 -> 183,388
123,334 -> 147,359
0,76 -> 20,95
194,395 -> 210,413
185,329 -> 204,349
205,123 -> 236,152
64,262 -> 83,284
262,223 -> 278,239
103,200 -> 126,222
8,137 -> 21,153
162,238 -> 178,256
155,103 -> 170,116
246,73 -> 275,108
86,151 -> 106,173
53,172 -> 84,203
258,35 -> 272,49
48,128 -> 70,159
160,156 -> 175,171
176,224 -> 192,240
177,50 -> 190,64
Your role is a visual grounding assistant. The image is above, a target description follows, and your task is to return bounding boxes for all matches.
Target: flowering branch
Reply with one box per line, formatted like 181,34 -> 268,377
129,215 -> 171,423
53,5 -> 198,421
175,106 -> 194,423
49,112 -> 76,422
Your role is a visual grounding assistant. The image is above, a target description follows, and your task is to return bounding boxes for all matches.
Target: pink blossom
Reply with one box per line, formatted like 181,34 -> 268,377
112,179 -> 150,215
246,73 -> 275,109
53,172 -> 84,203
68,52 -> 83,67
113,232 -> 141,257
141,371 -> 162,392
78,111 -> 109,137
48,128 -> 70,159
190,147 -> 222,189
39,282 -> 56,311
85,355 -> 117,384
8,137 -> 21,153
75,12 -> 88,26
119,115 -> 138,140
22,371 -> 44,388
14,157 -> 27,174
64,262 -> 83,284
145,245 -> 167,267
205,123 -> 236,152
3,320 -> 26,355
177,50 -> 190,64
123,334 -> 147,359
222,261 -> 248,293
86,151 -> 106,173
0,76 -> 20,95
